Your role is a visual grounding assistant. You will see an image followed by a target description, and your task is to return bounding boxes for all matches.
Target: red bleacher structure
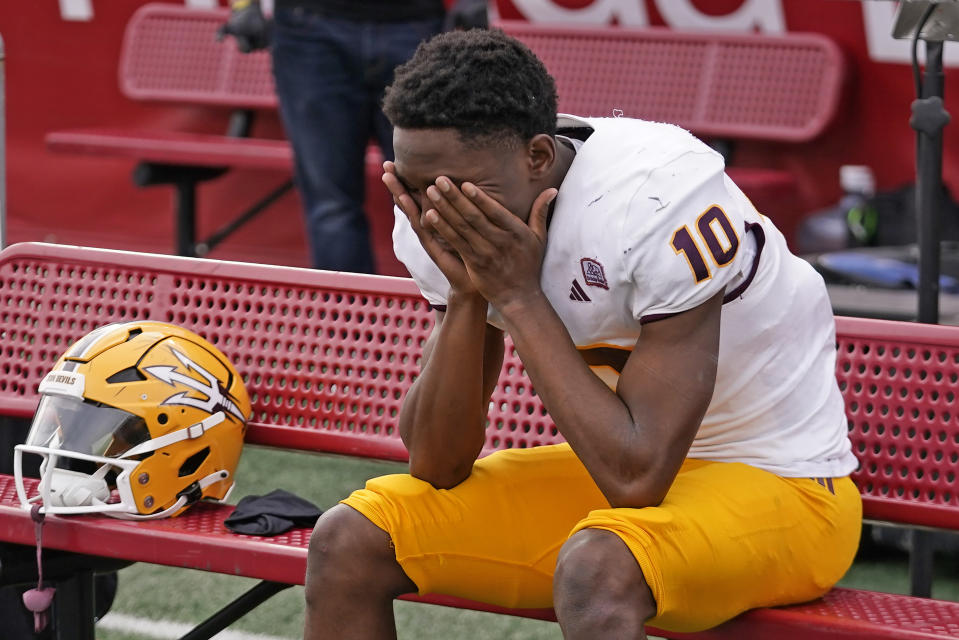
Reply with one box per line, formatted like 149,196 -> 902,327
45,4 -> 847,264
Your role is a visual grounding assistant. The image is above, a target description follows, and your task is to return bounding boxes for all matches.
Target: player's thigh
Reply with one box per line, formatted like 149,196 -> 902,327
342,443 -> 609,608
573,459 -> 862,633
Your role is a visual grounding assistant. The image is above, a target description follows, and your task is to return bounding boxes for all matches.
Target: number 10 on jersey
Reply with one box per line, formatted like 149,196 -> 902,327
671,206 -> 740,283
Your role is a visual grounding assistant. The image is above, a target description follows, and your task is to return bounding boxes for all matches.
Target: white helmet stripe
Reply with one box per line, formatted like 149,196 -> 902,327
64,322 -> 127,359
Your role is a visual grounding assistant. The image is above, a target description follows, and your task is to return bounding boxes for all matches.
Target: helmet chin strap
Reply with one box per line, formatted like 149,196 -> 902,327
99,410 -> 231,519
108,469 -> 231,520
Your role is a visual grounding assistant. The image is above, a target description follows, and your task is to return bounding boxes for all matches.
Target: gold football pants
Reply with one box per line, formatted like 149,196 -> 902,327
342,443 -> 861,632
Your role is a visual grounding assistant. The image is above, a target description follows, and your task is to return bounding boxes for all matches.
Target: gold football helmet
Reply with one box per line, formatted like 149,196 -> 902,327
15,321 -> 250,519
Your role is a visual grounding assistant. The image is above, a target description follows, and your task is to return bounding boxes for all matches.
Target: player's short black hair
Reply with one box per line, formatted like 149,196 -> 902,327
382,28 -> 558,148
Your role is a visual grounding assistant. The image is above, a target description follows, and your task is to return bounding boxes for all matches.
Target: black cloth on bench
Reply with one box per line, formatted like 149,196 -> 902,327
224,489 -> 323,536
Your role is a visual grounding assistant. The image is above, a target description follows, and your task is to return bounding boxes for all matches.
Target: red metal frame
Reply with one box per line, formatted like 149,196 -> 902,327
3,242 -> 959,637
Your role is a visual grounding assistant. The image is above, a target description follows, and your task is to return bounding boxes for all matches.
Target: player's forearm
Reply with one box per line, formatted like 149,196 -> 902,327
400,292 -> 498,488
498,293 -> 675,507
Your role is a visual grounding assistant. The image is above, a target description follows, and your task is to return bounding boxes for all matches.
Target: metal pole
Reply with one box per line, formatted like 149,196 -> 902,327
912,39 -> 948,325
1,34 -> 6,249
909,35 -> 949,598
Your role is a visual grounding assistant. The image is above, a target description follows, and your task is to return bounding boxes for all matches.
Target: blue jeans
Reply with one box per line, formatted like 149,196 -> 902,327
272,8 -> 443,272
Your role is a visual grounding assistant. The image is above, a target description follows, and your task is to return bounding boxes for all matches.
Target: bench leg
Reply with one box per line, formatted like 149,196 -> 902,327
132,162 -> 228,257
178,580 -> 292,640
175,180 -> 198,257
909,529 -> 934,597
54,568 -> 96,640
194,179 -> 295,257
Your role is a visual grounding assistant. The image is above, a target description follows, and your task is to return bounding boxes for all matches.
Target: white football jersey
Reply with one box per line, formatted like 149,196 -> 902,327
393,115 -> 857,478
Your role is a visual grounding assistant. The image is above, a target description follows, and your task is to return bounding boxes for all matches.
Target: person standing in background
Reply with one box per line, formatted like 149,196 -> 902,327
219,0 -> 488,273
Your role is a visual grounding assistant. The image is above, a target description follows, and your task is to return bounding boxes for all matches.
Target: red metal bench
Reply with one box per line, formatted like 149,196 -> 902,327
45,4 -> 846,257
1,241 -> 959,639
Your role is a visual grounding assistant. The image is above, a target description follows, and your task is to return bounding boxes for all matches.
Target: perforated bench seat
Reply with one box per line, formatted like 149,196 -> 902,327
0,476 -> 307,583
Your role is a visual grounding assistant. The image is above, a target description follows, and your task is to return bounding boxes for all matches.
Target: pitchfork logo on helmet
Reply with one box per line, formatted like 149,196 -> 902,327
146,347 -> 246,424
14,321 -> 251,519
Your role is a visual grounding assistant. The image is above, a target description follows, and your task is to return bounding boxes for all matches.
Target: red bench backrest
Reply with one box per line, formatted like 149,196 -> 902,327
116,5 -> 845,143
496,21 -> 846,142
0,243 -> 558,462
120,4 -> 276,108
1,243 -> 957,530
836,317 -> 959,529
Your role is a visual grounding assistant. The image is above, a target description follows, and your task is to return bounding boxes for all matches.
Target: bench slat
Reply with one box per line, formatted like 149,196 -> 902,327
109,5 -> 846,143
0,476 -> 307,583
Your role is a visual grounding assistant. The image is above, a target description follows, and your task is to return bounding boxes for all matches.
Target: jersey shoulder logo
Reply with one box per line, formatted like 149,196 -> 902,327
580,258 -> 609,289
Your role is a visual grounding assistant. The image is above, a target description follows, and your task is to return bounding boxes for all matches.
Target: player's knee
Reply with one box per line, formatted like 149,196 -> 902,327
305,504 -> 398,600
553,529 -> 655,623
554,529 -> 622,603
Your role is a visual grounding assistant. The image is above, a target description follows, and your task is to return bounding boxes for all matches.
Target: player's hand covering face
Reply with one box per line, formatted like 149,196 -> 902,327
423,177 -> 557,312
385,127 -> 557,306
383,160 -> 477,296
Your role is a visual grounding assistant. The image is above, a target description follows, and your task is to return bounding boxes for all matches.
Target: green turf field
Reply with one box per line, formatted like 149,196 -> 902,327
94,446 -> 959,639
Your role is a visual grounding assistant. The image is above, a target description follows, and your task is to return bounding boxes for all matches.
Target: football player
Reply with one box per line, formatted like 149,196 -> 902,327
303,28 -> 861,639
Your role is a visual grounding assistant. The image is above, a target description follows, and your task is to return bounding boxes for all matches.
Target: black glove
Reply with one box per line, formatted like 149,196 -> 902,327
444,0 -> 489,31
216,0 -> 272,53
